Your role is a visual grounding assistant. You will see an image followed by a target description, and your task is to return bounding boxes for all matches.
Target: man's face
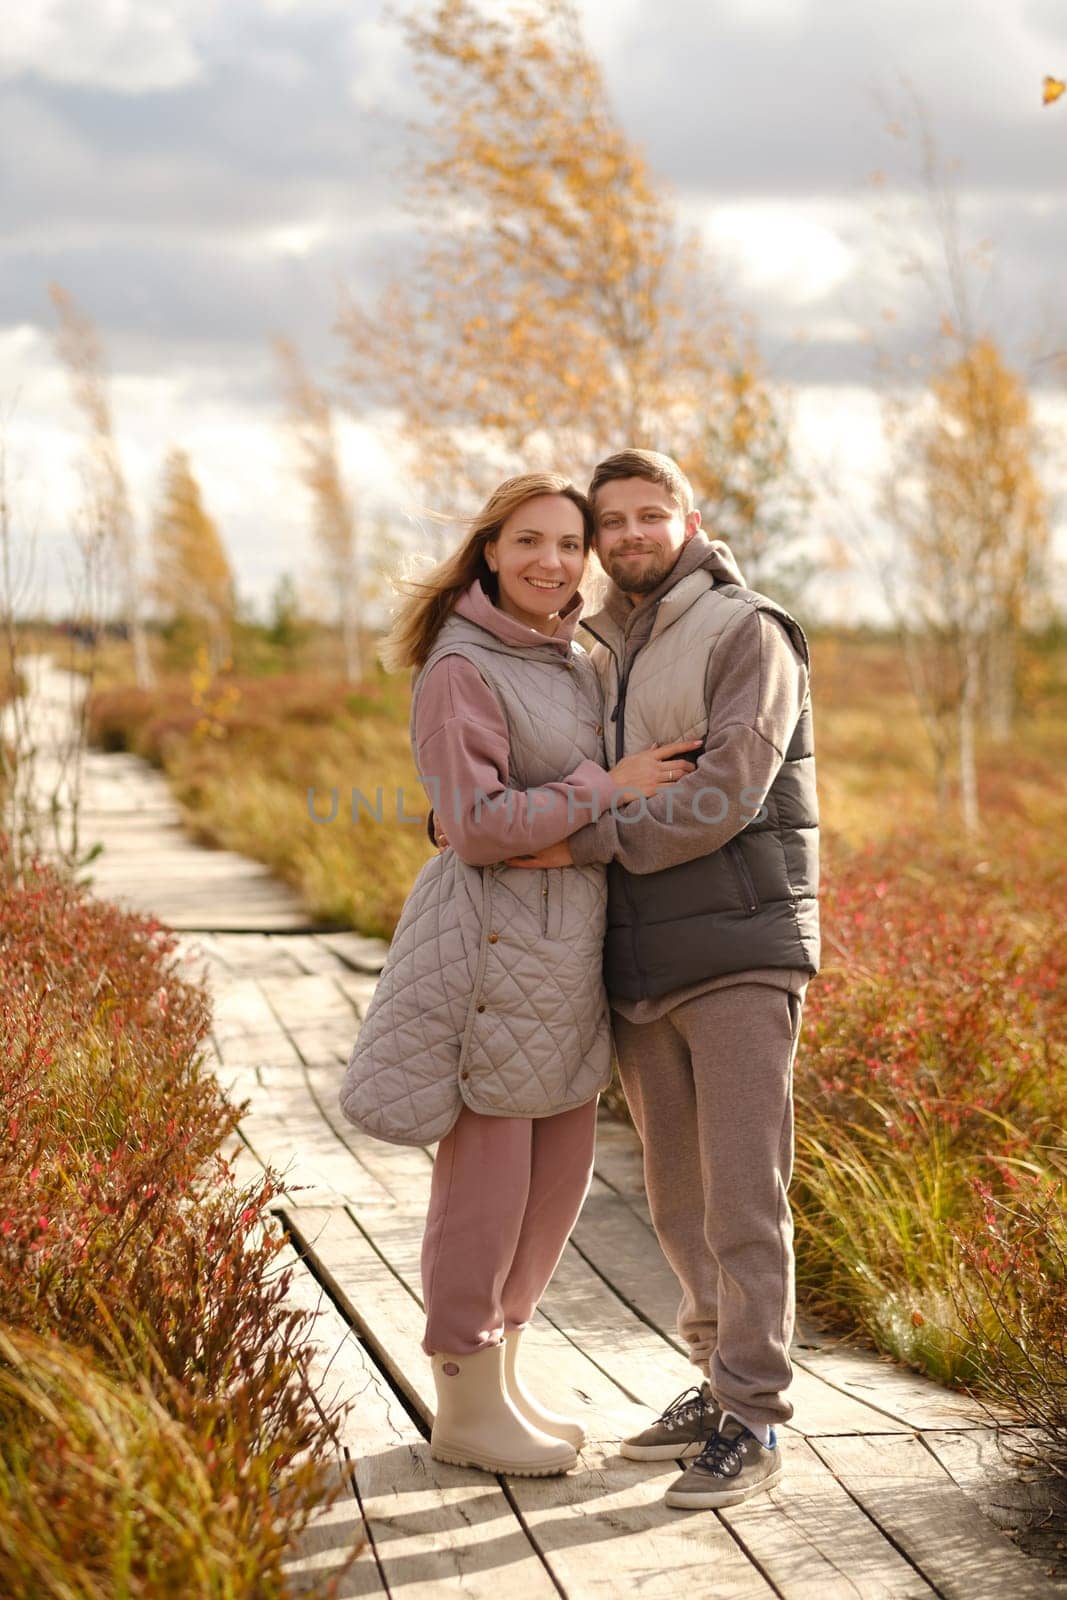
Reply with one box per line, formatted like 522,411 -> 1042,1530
593,477 -> 701,598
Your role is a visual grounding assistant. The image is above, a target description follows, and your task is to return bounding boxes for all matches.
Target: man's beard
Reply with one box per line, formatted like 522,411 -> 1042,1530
605,548 -> 676,595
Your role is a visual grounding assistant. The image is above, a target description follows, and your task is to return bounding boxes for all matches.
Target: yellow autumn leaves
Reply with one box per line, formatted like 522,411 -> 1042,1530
339,0 -> 799,580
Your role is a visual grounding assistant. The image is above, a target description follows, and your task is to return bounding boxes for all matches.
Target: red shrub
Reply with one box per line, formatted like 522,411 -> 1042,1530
0,839 -> 359,1598
800,827 -> 1065,1172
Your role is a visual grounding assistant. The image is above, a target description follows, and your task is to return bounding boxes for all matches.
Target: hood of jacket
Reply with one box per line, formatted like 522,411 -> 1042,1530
583,531 -> 746,664
452,577 -> 585,656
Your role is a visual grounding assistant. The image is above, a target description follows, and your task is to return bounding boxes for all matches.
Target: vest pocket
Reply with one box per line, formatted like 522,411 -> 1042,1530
540,870 -> 550,937
725,840 -> 760,914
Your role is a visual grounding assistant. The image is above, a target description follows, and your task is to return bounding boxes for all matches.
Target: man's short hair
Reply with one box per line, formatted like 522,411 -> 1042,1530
588,449 -> 695,517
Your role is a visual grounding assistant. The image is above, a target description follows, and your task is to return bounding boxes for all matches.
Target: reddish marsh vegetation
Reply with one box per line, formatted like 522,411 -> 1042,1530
0,840 -> 360,1599
796,825 -> 1065,1385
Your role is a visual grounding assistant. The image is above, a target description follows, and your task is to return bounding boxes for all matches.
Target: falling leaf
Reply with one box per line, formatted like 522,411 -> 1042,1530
911,1310 -> 926,1327
1042,75 -> 1066,105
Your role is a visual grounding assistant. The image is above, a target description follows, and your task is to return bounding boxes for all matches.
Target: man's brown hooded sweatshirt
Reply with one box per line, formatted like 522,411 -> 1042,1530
570,531 -> 819,1022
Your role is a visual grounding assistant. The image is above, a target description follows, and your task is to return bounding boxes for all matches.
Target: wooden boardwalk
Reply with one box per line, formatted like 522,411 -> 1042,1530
4,654 -> 312,928
16,655 -> 1066,1599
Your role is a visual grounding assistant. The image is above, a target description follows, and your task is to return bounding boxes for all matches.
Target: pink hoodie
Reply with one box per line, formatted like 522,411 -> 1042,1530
413,580 -> 617,866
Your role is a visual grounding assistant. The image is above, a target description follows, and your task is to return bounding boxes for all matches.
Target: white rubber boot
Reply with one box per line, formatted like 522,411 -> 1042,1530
429,1343 -> 577,1476
504,1329 -> 586,1450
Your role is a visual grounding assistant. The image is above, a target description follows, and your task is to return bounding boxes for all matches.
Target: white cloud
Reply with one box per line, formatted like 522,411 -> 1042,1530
688,198 -> 857,308
346,16 -> 410,113
1,330 -> 410,621
4,0 -> 205,94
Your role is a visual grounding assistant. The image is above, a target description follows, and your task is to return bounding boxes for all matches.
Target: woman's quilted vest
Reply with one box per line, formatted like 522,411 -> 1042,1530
339,613 -> 612,1146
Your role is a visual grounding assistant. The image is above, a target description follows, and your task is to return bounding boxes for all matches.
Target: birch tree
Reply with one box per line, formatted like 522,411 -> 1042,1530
884,338 -> 1048,831
339,0 -> 801,577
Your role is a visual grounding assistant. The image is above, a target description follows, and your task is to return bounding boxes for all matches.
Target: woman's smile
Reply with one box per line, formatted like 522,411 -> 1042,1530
485,493 -> 587,632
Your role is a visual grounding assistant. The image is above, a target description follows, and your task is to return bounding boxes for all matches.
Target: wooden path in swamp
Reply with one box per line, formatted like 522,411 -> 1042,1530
19,654 -> 1067,1599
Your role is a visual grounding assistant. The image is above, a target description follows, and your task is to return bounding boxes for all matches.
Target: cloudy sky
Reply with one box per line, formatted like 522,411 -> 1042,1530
3,0 -> 1066,621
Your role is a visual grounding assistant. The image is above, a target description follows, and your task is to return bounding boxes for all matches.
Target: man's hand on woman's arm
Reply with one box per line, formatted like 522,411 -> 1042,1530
498,740 -> 701,869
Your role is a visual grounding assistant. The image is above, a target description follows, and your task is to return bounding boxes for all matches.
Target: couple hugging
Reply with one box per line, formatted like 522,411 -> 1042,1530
341,447 -> 819,1512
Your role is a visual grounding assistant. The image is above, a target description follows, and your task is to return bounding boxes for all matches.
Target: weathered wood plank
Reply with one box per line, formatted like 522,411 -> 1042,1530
204,931 -> 308,975
591,1109 -> 654,1226
792,1342 -> 992,1431
255,972 -> 438,1202
330,969 -> 383,1016
266,933 -> 356,976
287,1207 -> 778,1599
278,1241 -> 552,1598
315,930 -> 389,974
540,1226 -> 940,1598
283,1477 -> 382,1600
336,1200 -> 648,1443
719,1438 -> 936,1600
572,1178 -> 901,1438
209,980 -> 393,1207
922,1427 -> 1067,1586
811,1433 -> 1059,1600
284,1206 -> 435,1420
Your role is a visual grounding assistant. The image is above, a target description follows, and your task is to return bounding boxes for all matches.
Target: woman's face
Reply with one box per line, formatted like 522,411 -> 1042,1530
485,494 -> 586,633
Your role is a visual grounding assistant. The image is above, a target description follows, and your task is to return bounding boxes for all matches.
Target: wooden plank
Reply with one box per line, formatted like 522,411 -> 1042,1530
541,1233 -> 940,1599
265,932 -> 355,976
922,1426 -> 1067,1583
592,1109 -> 654,1226
255,972 -> 438,1202
341,1200 -> 651,1443
287,1207 -> 777,1599
170,933 -> 235,1000
220,1131 -> 270,1192
277,1242 -> 552,1598
283,1464 -> 381,1599
719,1438 -> 937,1600
811,1433 -> 1058,1600
579,1124 -> 986,1430
572,1179 -> 900,1438
505,1452 -> 777,1599
209,980 -> 392,1207
316,930 -> 389,974
792,1342 -> 991,1431
203,931 -> 308,976
537,1235 -> 699,1406
331,969 -> 383,1016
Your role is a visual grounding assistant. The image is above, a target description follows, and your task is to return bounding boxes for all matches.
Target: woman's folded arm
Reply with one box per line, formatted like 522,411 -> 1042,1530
415,655 -> 616,866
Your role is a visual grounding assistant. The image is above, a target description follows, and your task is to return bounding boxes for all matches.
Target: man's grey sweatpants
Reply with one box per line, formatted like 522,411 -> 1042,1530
612,982 -> 804,1430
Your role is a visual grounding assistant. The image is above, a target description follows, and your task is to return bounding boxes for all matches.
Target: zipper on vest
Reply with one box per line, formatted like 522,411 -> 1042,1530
612,666 -> 632,763
540,870 -> 549,937
725,840 -> 760,914
581,626 -> 626,763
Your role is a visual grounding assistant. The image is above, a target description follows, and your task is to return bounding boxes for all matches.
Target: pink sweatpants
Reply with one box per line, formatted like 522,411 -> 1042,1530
420,1097 -> 598,1355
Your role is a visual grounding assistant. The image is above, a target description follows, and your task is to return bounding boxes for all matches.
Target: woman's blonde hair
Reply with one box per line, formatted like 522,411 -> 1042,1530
380,473 -> 594,672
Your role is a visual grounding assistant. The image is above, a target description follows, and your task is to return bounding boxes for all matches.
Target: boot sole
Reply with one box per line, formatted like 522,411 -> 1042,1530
620,1440 -> 706,1461
431,1441 -> 577,1477
664,1463 -> 784,1510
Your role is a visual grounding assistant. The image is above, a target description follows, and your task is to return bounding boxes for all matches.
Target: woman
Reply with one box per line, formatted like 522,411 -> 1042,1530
340,473 -> 698,1477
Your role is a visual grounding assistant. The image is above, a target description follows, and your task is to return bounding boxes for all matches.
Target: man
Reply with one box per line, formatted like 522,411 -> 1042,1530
510,448 -> 819,1510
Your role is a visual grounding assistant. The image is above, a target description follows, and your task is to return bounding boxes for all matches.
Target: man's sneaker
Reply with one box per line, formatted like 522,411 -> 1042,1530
664,1417 -> 782,1509
620,1382 -> 723,1461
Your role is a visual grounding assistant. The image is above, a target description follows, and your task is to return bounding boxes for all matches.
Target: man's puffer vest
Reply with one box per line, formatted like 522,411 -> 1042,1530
339,613 -> 612,1146
583,574 -> 820,1002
